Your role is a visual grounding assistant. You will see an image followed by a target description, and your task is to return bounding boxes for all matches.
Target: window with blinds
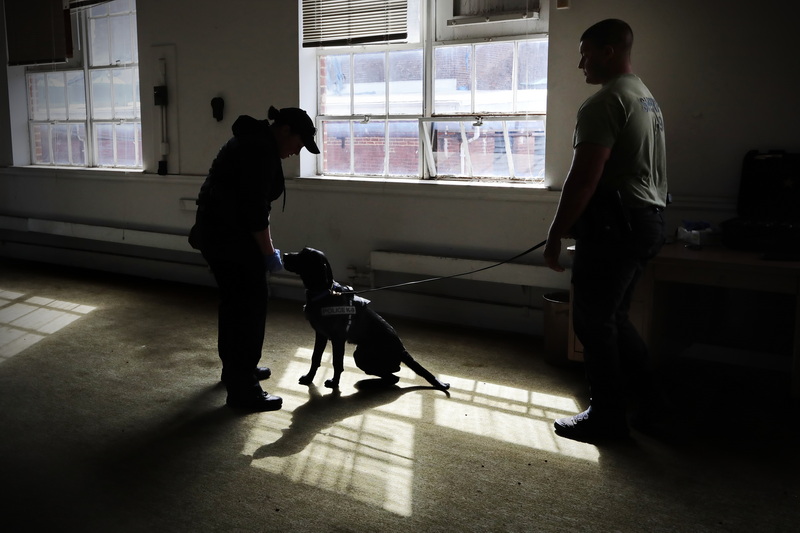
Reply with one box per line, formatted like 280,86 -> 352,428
25,0 -> 141,168
302,0 -> 408,48
307,0 -> 549,184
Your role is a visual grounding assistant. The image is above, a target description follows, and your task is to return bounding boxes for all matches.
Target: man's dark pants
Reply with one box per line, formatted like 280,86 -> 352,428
571,207 -> 665,416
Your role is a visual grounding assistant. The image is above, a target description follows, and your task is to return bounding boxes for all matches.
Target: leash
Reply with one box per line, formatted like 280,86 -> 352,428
345,239 -> 548,295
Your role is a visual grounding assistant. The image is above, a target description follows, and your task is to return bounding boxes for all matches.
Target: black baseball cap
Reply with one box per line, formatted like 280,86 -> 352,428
270,106 -> 320,154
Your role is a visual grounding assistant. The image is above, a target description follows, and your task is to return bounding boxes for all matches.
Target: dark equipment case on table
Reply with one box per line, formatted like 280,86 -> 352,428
720,150 -> 800,257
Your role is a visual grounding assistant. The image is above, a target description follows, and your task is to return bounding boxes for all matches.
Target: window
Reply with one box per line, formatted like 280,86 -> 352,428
421,116 -> 546,182
319,49 -> 424,177
309,0 -> 548,184
25,0 -> 141,169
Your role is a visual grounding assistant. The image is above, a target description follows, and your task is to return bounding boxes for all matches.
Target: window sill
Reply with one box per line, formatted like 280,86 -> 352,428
1,165 -> 143,177
289,174 -> 558,202
0,166 -> 202,184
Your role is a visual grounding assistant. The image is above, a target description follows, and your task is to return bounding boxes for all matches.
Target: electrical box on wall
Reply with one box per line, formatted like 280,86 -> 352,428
148,44 -> 180,174
153,85 -> 168,106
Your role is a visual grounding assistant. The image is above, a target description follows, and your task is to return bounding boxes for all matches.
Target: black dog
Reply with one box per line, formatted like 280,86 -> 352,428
283,247 -> 450,392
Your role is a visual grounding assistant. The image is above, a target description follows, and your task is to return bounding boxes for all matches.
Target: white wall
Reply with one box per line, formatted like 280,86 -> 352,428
546,1 -> 800,201
1,0 -> 799,334
135,0 -> 302,177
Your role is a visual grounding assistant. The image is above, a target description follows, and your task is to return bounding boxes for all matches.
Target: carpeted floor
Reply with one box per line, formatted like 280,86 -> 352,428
1,257 -> 798,532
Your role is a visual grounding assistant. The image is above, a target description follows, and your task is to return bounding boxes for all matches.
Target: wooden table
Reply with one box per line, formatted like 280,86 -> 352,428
640,243 -> 800,397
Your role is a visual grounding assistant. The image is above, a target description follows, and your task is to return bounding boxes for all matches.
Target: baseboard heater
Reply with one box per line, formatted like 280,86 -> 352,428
369,250 -> 569,290
0,215 -> 193,252
0,215 -> 310,290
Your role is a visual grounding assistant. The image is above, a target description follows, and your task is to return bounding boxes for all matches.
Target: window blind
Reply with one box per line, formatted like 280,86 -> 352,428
302,0 -> 407,48
68,1 -> 113,9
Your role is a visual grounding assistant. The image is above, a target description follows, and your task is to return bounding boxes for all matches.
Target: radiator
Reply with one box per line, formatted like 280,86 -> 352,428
0,215 -> 192,252
0,215 -> 310,290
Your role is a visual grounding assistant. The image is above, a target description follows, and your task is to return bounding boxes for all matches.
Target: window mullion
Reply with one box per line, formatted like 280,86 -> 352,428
59,72 -> 68,121
470,44 -> 476,114
112,124 -> 118,166
110,71 -> 117,126
81,14 -> 95,167
503,121 -> 516,178
349,54 -> 355,116
66,124 -> 72,166
349,120 -> 355,175
512,42 -> 519,113
383,51 -> 390,176
459,122 -> 472,177
44,75 -> 51,122
422,17 -> 433,177
106,10 -> 113,67
349,53 -> 355,174
130,10 -> 138,63
47,125 -> 55,166
383,119 -> 389,177
384,51 -> 390,117
420,120 -> 435,179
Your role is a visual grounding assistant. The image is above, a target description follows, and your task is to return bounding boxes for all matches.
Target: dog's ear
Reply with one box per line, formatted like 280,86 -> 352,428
322,256 -> 333,287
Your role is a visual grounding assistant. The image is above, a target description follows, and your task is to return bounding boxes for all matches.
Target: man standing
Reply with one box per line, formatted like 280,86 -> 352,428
544,19 -> 668,441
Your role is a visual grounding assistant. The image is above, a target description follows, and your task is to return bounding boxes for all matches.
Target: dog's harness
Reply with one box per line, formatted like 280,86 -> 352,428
306,287 -> 370,337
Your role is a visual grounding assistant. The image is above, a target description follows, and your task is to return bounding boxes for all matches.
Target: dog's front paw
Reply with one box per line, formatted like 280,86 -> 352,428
324,378 -> 340,389
436,380 -> 451,391
299,374 -> 314,385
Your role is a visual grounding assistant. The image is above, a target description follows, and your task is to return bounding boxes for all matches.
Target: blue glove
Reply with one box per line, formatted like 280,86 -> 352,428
264,249 -> 283,272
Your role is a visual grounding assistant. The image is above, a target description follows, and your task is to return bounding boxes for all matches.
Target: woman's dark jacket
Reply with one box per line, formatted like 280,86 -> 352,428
189,115 -> 284,261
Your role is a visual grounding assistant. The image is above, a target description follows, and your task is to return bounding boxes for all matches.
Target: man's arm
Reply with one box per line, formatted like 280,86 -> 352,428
544,142 -> 611,272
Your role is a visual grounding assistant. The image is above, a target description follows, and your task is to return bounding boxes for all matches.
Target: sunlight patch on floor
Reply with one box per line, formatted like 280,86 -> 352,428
259,415 -> 414,516
0,289 -> 96,360
244,345 -> 598,517
245,387 -> 416,516
437,374 -> 598,461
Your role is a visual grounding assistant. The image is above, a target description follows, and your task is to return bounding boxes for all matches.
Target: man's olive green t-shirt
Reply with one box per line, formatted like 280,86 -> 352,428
574,73 -> 668,208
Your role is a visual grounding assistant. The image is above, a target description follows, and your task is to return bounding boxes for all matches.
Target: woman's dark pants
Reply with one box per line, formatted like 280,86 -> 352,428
202,251 -> 268,398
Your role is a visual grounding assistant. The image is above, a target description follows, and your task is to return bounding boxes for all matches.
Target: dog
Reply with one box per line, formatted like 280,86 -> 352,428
283,247 -> 450,392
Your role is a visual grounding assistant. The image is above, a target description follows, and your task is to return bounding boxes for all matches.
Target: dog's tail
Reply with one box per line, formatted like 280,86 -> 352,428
400,351 -> 450,391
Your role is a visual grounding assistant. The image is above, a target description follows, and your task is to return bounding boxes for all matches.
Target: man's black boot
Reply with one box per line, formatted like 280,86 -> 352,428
554,404 -> 628,442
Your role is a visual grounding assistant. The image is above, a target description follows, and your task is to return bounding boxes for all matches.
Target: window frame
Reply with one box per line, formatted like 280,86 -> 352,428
420,115 -> 546,182
312,32 -> 548,184
24,0 -> 142,170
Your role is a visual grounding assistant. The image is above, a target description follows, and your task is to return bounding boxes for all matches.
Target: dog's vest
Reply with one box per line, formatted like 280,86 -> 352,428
304,283 -> 370,341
